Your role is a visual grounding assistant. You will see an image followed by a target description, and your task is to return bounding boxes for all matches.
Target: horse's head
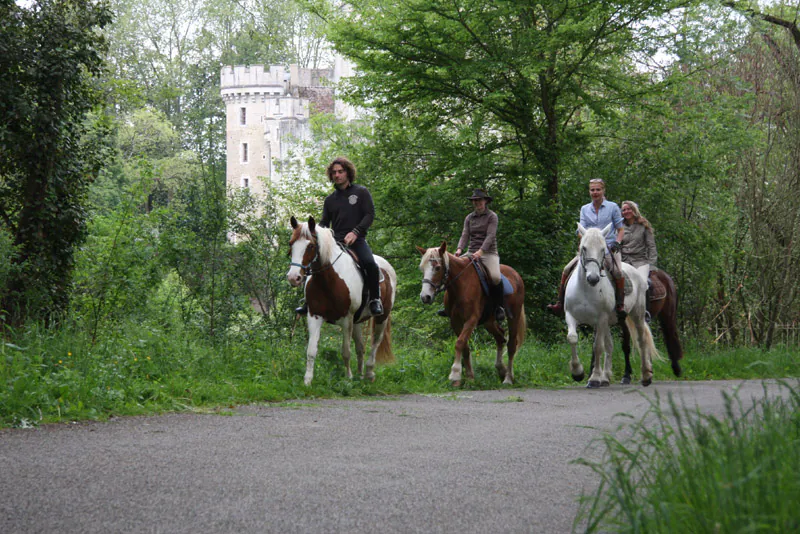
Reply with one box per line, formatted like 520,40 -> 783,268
416,241 -> 448,304
577,223 -> 611,286
287,216 -> 318,287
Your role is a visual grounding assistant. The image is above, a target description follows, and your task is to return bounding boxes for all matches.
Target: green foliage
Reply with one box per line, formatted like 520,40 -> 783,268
0,0 -> 113,324
576,382 -> 800,533
2,314 -> 799,428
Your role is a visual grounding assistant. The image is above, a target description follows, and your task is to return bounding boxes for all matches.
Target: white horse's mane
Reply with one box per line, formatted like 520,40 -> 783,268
419,247 -> 450,270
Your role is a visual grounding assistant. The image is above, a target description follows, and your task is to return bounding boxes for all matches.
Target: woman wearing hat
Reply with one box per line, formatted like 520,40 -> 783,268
453,188 -> 506,322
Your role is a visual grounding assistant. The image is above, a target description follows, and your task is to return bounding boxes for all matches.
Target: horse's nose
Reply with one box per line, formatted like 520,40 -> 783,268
420,293 -> 432,304
287,273 -> 302,287
587,273 -> 600,286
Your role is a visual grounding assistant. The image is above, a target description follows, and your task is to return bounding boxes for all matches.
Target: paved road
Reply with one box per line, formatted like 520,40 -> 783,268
0,380 -> 785,534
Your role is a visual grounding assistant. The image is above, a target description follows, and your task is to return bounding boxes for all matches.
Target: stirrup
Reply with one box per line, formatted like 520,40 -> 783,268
369,299 -> 384,316
644,310 -> 652,323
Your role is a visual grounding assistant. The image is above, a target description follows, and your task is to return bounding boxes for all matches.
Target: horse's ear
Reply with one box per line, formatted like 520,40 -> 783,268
415,246 -> 427,256
290,216 -> 298,229
577,223 -> 587,237
308,216 -> 316,234
601,223 -> 612,237
439,241 -> 447,255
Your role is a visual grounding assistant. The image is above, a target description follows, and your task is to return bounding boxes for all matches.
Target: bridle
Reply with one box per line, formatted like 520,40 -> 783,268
422,254 -> 475,295
289,238 -> 346,277
580,245 -> 607,277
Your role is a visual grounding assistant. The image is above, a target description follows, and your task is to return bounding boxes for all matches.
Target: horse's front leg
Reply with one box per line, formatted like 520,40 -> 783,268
340,317 -> 354,380
451,318 -> 478,387
602,327 -> 614,386
304,316 -> 324,386
566,312 -> 584,382
587,324 -> 611,388
353,322 -> 366,378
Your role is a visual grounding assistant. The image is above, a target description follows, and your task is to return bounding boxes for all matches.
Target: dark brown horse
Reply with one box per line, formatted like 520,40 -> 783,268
417,242 -> 526,387
287,216 -> 396,386
621,269 -> 683,383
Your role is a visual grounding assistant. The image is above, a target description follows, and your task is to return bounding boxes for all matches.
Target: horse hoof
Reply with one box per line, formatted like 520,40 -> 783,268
586,380 -> 602,389
642,378 -> 652,387
601,380 -> 610,387
621,376 -> 631,385
572,373 -> 585,383
451,380 -> 461,387
672,362 -> 682,377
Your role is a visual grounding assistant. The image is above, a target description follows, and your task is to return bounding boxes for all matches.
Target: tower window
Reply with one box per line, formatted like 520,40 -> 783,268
242,143 -> 249,163
242,176 -> 250,189
240,107 -> 246,125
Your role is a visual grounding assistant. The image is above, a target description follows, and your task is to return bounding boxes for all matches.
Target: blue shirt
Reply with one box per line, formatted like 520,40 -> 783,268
579,199 -> 624,247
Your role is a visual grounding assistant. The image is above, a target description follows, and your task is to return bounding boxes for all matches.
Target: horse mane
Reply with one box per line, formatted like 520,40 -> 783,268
419,247 -> 450,270
296,223 -> 339,265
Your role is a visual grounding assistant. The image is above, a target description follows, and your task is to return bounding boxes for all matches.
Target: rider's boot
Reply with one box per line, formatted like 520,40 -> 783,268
436,308 -> 448,317
546,269 -> 571,317
295,302 -> 308,316
614,276 -> 627,321
645,285 -> 652,323
367,264 -> 384,316
491,281 -> 506,322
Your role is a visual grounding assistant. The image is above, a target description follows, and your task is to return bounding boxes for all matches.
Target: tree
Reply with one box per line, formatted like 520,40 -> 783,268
0,0 -> 113,324
319,0 -> 695,207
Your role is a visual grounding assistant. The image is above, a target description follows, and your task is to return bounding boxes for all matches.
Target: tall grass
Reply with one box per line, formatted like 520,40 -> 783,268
575,382 -> 800,533
1,314 -> 799,427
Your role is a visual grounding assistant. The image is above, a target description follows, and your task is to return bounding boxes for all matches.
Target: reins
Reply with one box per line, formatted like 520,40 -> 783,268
423,255 -> 475,295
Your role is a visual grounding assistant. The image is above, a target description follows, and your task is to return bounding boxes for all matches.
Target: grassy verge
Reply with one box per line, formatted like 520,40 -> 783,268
574,381 -> 800,533
2,317 -> 799,427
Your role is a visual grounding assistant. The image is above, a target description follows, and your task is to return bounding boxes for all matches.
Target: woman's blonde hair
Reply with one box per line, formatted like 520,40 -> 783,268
622,201 -> 652,231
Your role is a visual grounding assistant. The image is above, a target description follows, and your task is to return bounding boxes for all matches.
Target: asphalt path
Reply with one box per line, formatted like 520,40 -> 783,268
0,380 -> 787,534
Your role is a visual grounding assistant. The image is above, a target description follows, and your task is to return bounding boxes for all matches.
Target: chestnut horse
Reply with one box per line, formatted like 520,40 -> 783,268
620,269 -> 683,384
287,216 -> 396,386
416,242 -> 526,387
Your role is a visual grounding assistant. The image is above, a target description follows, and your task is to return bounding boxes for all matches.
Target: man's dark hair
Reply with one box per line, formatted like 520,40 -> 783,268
327,157 -> 357,183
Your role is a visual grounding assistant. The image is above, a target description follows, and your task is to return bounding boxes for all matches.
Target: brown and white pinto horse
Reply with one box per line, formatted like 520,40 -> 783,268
287,216 -> 396,386
417,242 -> 526,387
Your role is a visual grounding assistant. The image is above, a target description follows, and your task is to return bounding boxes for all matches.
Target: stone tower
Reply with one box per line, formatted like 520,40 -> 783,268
220,64 -> 346,198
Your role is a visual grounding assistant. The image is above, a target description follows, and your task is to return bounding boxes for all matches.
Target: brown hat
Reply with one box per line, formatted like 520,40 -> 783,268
467,188 -> 492,202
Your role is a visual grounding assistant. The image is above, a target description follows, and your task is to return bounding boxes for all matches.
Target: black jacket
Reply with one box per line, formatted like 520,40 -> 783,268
319,183 -> 375,241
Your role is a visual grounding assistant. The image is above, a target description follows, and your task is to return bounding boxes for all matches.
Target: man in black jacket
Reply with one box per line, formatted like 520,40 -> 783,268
296,157 -> 384,317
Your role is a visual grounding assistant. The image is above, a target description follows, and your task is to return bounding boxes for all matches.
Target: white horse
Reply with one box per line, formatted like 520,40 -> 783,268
287,216 -> 397,386
565,223 -> 659,387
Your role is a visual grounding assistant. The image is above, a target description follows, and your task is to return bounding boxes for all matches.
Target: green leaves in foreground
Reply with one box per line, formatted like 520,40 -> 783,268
575,381 -> 800,533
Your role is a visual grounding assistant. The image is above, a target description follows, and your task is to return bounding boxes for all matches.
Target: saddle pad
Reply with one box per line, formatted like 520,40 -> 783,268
648,272 -> 666,300
623,272 -> 666,300
472,261 -> 513,295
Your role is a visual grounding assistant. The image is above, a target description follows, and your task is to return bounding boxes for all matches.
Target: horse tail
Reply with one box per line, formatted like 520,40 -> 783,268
626,316 -> 664,363
375,317 -> 394,364
514,304 -> 527,349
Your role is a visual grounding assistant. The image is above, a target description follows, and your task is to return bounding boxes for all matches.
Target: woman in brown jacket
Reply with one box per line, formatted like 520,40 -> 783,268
620,200 -> 657,320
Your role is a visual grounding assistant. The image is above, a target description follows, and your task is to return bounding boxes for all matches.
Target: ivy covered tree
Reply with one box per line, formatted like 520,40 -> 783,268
0,0 -> 113,325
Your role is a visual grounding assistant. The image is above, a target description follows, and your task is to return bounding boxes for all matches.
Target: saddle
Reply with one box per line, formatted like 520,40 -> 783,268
472,261 -> 514,323
648,271 -> 667,301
